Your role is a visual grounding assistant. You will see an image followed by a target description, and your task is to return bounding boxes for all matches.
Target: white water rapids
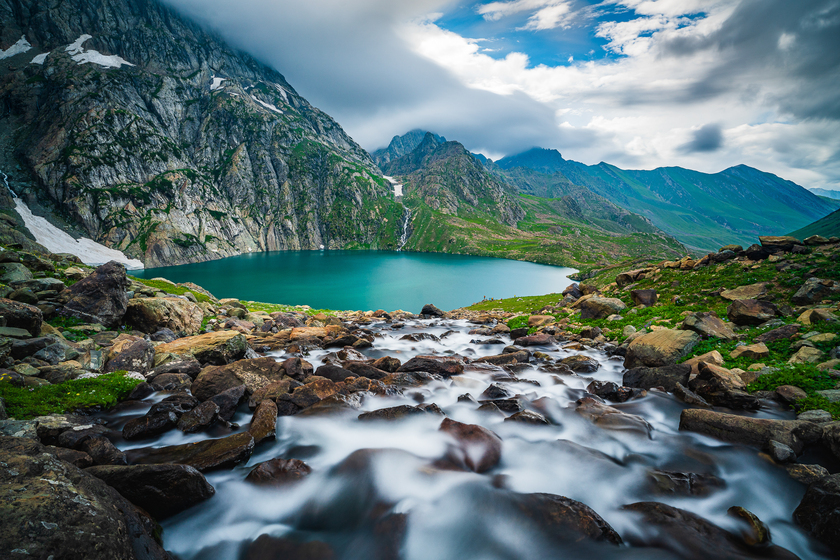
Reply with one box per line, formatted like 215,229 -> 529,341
398,208 -> 412,251
101,318 -> 832,560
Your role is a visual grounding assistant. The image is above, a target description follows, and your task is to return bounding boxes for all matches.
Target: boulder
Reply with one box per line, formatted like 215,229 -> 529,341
822,422 -> 840,461
509,492 -> 622,545
624,329 -> 700,369
623,364 -> 690,392
192,357 -> 285,401
527,315 -> 554,327
61,261 -> 130,328
210,385 -> 246,421
177,400 -> 220,433
397,355 -> 464,377
727,299 -> 779,326
793,474 -> 840,551
755,324 -> 800,343
759,235 -> 801,252
788,346 -> 824,365
104,338 -> 155,375
155,330 -> 248,364
803,235 -> 830,245
0,436 -> 170,560
344,361 -> 389,380
792,277 -> 839,305
439,418 -> 502,473
630,289 -> 658,307
681,311 -> 737,340
314,363 -> 357,382
85,463 -> 215,520
679,409 -> 821,453
688,362 -> 760,410
579,296 -> 626,320
559,354 -> 599,373
122,412 -> 179,440
420,303 -> 445,317
125,297 -> 204,335
623,501 -> 798,560
720,283 -> 771,301
514,333 -> 555,346
730,343 -> 770,360
372,356 -> 401,373
562,283 -> 583,299
248,399 -> 277,442
0,262 -> 32,283
0,298 -> 42,336
475,350 -> 530,365
797,308 -> 838,326
616,268 -> 646,288
575,397 -> 651,435
245,457 -> 312,485
358,403 -> 443,421
126,432 -> 255,471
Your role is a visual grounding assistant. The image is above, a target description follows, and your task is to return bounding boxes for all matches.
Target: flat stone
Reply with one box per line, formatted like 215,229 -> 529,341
720,283 -> 771,301
730,342 -> 770,360
817,390 -> 840,402
624,329 -> 700,369
679,409 -> 821,454
126,432 -> 255,471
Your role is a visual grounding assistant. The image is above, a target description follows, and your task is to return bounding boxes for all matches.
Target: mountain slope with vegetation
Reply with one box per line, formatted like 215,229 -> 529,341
789,209 -> 840,239
0,0 -> 402,267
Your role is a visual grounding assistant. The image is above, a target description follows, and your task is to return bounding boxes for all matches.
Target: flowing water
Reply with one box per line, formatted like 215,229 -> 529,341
397,208 -> 412,251
1,169 -> 17,198
101,318 -> 832,560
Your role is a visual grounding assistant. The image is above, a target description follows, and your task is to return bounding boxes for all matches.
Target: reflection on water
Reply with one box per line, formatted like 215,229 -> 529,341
103,319 -> 831,560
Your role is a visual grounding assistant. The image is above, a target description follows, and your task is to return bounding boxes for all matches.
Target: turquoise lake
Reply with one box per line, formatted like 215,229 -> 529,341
135,251 -> 576,312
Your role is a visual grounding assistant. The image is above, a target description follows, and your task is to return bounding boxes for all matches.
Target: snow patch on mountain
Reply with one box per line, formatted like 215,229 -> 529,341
1,35 -> 32,60
66,34 -> 134,68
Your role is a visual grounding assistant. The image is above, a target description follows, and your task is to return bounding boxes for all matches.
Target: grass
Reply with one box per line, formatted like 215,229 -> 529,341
129,276 -> 212,303
242,300 -> 340,316
0,371 -> 142,419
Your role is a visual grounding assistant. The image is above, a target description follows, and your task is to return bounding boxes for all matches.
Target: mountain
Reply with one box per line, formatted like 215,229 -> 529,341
789,208 -> 840,239
379,133 -> 686,268
809,187 -> 840,200
495,148 -> 838,252
0,0 -> 402,267
371,129 -> 446,168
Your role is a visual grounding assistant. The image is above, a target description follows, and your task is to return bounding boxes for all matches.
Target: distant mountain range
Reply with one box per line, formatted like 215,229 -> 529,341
809,187 -> 840,200
790,209 -> 840,239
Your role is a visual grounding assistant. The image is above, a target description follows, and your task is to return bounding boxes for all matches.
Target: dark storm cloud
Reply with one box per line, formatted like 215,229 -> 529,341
680,123 -> 723,153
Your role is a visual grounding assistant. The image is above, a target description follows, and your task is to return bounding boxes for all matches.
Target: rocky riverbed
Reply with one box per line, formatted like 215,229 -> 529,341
1,236 -> 839,559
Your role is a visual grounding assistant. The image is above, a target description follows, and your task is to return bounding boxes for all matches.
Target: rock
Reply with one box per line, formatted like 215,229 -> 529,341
793,474 -> 840,550
125,297 -> 204,335
315,363 -> 357,382
679,409 -> 822,454
46,446 -> 94,468
788,346 -> 824,364
759,235 -> 801,252
720,283 -> 771,301
513,333 -> 555,346
727,299 -> 779,326
105,338 -> 155,374
123,411 -> 179,440
586,380 -> 645,402
0,262 -> 32,283
730,343 -> 770,360
765,440 -> 796,463
527,315 -> 554,327
421,303 -> 445,317
688,362 -> 761,410
616,268 -> 646,288
775,385 -> 807,404
9,287 -> 38,304
504,410 -> 550,425
681,311 -> 737,340
624,329 -> 700,369
785,464 -> 830,485
630,289 -> 658,307
210,385 -> 246,421
797,410 -> 833,423
755,324 -> 800,343
191,366 -> 245,401
559,354 -> 600,373
61,261 -> 129,328
249,399 -> 277,442
439,418 -> 502,473
823,422 -> 840,461
85,463 -> 215,520
792,277 -> 840,305
343,361 -> 389,380
579,296 -> 626,320
127,432 -> 255,471
711,249 -> 737,263
509,492 -> 622,545
0,436 -> 170,560
149,358 -> 202,379
797,308 -> 838,326
575,397 -> 651,435
0,419 -> 39,439
623,501 -> 798,560
358,404 -> 443,421
579,326 -> 602,339
149,328 -> 178,343
397,355 -> 464,377
281,356 -> 315,380
245,457 -> 312,485
480,383 -> 514,399
155,330 -> 248,365
623,364 -> 691,392
804,235 -> 830,245
622,325 -> 637,337
682,350 -> 725,377
193,357 -> 286,402
647,470 -> 725,497
177,400 -> 220,433
0,298 -> 43,336
475,350 -> 530,365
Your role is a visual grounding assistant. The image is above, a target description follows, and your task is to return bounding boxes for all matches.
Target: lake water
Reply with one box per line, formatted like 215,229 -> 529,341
134,251 -> 576,311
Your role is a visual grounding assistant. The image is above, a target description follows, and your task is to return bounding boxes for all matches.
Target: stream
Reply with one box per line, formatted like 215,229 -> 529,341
100,318 -> 832,560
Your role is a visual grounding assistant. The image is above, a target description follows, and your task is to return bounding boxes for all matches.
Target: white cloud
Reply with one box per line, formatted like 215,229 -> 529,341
477,0 -> 575,30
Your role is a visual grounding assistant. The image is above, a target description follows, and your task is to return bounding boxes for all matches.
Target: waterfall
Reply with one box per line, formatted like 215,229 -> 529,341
1,169 -> 17,198
397,207 -> 412,251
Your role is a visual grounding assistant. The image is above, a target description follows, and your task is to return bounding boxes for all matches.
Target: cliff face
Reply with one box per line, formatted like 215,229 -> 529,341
0,0 -> 402,267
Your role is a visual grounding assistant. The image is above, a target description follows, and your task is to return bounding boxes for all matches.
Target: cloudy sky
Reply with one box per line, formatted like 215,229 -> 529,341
165,0 -> 840,190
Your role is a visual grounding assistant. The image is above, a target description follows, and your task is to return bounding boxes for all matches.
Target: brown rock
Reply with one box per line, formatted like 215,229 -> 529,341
727,299 -> 779,326
527,315 -> 554,327
177,400 -> 220,433
681,312 -> 737,340
679,409 -> 822,454
439,418 -> 502,473
193,357 -> 285,400
797,308 -> 838,326
104,338 -> 155,375
623,364 -> 691,392
371,356 -> 401,373
126,431 -> 255,472
514,333 -> 555,346
630,289 -> 658,307
125,297 -> 204,335
397,355 -> 464,377
245,457 -> 312,485
61,261 -> 130,328
155,330 -> 248,365
575,397 -> 651,435
624,329 -> 700,369
755,324 -> 800,343
579,296 -> 626,320
730,343 -> 769,360
0,298 -> 43,336
759,235 -> 801,252
775,385 -> 807,404
720,283 -> 771,301
248,399 -> 277,442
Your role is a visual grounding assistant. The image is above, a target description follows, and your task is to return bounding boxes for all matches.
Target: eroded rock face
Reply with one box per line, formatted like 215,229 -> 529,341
61,261 -> 130,328
125,297 -> 204,335
0,436 -> 170,560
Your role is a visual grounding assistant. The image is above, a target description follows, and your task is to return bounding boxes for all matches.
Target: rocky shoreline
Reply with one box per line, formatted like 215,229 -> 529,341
0,234 -> 839,559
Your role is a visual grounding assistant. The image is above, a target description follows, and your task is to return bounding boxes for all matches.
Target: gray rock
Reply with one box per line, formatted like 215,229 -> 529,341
793,474 -> 840,551
62,262 -> 130,329
623,364 -> 690,392
0,262 -> 32,283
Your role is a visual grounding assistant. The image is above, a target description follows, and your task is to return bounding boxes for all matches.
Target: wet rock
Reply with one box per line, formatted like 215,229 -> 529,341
344,361 -> 389,380
0,298 -> 42,336
579,296 -> 626,320
785,464 -> 830,485
623,501 -> 798,560
765,440 -> 796,463
730,342 -> 770,360
575,397 -> 652,435
647,470 -> 726,497
127,431 -> 255,471
623,364 -> 690,392
674,382 -> 711,407
624,329 -> 700,369
155,330 -> 248,365
61,261 -> 129,328
586,380 -> 645,402
244,534 -> 335,560
245,457 -> 312,485
480,383 -> 513,399
421,303 -> 445,317
514,332 -> 555,346
439,418 -> 502,473
510,492 -> 622,545
689,362 -> 760,410
177,400 -> 220,433
249,399 -> 277,442
560,354 -> 600,374
397,355 -> 464,377
193,357 -> 285,400
315,363 -> 357,382
793,474 -> 840,550
580,326 -> 602,339
476,350 -> 530,365
681,311 -> 737,340
125,297 -> 204,335
104,338 -> 155,375
631,289 -> 658,307
210,385 -> 246,421
123,411 -> 179,440
79,435 -> 128,466
248,379 -> 300,408
485,398 -> 524,413
151,372 -> 193,391
296,393 -> 364,417
281,356 -> 315,380
0,436 -> 170,560
720,283 -> 771,301
504,410 -> 550,425
679,409 -> 822,454
381,371 -> 442,388
727,299 -> 780,326
358,403 -> 443,421
372,356 -> 401,373
86,463 -> 215,520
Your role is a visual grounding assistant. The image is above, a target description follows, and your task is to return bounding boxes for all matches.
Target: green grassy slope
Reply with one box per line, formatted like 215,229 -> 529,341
789,208 -> 840,239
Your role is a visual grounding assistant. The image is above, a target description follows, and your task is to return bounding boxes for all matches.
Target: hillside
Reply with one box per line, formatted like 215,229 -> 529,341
496,148 -> 838,252
370,129 -> 446,168
789,208 -> 840,239
379,133 -> 686,268
810,187 -> 840,201
0,0 -> 402,267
